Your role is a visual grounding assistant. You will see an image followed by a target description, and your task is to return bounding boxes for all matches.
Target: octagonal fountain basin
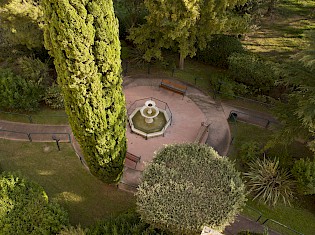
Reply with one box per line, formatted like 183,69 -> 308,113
129,107 -> 170,139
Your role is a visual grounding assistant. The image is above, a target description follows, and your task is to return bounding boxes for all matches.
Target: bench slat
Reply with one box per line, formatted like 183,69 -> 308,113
159,79 -> 187,96
126,152 -> 141,168
194,123 -> 210,144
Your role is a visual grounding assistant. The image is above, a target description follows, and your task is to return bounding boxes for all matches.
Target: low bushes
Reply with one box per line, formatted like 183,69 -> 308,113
228,53 -> 278,95
292,158 -> 315,195
0,172 -> 68,234
0,69 -> 43,112
87,212 -> 168,235
44,83 -> 64,109
238,141 -> 262,169
196,34 -> 245,68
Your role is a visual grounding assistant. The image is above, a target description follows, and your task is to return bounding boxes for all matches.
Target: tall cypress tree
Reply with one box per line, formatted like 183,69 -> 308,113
42,0 -> 126,183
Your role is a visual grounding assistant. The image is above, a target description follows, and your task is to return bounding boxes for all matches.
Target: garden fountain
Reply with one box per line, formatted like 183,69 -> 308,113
140,101 -> 159,124
128,99 -> 171,139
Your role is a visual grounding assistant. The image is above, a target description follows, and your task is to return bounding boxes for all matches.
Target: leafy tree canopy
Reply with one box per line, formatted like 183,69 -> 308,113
0,0 -> 44,49
272,30 -> 315,152
129,0 -> 249,69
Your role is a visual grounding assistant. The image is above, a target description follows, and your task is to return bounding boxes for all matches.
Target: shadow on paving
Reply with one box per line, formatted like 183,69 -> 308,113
225,215 -> 281,235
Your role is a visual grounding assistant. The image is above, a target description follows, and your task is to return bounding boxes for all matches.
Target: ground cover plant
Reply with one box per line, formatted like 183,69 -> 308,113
292,158 -> 315,195
0,139 -> 135,227
229,122 -> 315,235
87,211 -> 170,235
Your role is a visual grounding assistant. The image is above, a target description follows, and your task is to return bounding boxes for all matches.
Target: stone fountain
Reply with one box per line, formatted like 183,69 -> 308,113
140,100 -> 159,124
128,99 -> 171,139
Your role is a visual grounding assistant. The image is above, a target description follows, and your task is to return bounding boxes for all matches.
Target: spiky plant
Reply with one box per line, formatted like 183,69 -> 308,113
244,157 -> 295,206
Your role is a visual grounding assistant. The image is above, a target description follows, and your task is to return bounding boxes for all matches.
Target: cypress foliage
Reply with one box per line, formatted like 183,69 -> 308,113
42,0 -> 126,183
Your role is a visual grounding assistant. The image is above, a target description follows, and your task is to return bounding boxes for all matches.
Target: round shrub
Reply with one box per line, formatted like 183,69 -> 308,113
196,34 -> 245,68
291,158 -> 315,195
0,68 -> 43,112
0,172 -> 69,234
44,83 -> 65,109
244,158 -> 295,206
136,143 -> 246,234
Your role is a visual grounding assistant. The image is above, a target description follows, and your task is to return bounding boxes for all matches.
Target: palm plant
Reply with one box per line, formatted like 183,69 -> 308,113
244,157 -> 295,206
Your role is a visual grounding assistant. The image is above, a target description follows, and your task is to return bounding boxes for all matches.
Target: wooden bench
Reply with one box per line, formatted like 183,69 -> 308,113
126,152 -> 141,168
194,122 -> 211,144
159,79 -> 187,97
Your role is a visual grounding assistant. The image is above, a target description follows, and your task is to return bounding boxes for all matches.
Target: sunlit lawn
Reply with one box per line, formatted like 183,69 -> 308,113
242,0 -> 315,62
0,139 -> 135,227
0,106 -> 68,125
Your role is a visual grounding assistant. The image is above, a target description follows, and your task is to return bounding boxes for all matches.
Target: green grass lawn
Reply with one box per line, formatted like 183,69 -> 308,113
242,0 -> 315,62
244,198 -> 315,235
0,106 -> 68,125
228,122 -> 315,235
0,139 -> 135,227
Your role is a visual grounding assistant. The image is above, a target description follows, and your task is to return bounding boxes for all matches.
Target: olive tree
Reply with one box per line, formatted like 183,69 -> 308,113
137,143 -> 246,234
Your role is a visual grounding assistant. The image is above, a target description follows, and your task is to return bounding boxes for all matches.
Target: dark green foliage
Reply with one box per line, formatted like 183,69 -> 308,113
272,48 -> 315,153
137,143 -> 246,234
210,73 -> 261,99
44,83 -> 64,109
16,55 -> 53,87
0,69 -> 42,111
0,172 -> 69,234
196,34 -> 245,68
233,0 -> 263,15
228,53 -> 278,95
88,212 -> 169,235
292,158 -> 315,195
129,0 -> 248,69
244,158 -> 295,206
113,0 -> 147,39
43,0 -> 126,183
239,141 -> 262,167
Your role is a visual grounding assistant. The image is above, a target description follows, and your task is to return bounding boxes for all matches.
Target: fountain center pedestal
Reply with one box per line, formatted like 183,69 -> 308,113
140,101 -> 159,124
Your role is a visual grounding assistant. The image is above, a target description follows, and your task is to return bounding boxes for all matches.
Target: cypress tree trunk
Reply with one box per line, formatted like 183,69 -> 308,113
43,0 -> 126,183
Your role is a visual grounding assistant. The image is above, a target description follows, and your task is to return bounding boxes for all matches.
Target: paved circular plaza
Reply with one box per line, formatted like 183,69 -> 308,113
122,78 -> 231,176
124,85 -> 206,171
